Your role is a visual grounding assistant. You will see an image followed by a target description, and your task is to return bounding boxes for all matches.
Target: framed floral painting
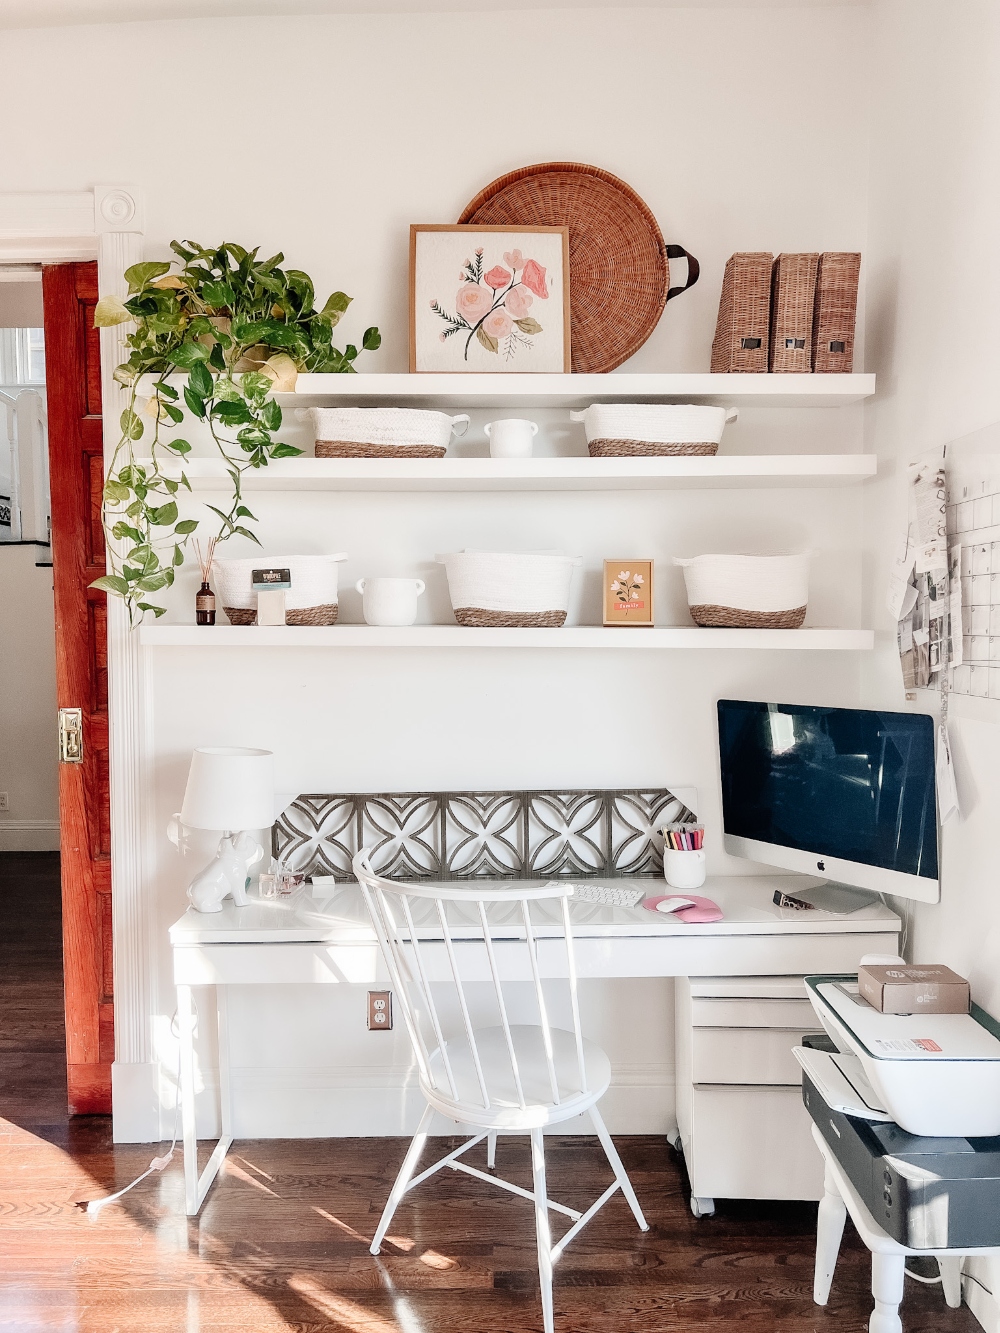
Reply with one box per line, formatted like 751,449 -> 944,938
603,560 -> 654,626
409,225 -> 571,373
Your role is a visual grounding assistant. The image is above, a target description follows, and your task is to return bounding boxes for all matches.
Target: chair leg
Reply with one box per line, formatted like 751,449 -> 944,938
487,1130 -> 497,1170
814,1163 -> 848,1305
370,1104 -> 434,1256
589,1105 -> 649,1231
530,1128 -> 555,1333
939,1256 -> 963,1308
870,1253 -> 905,1333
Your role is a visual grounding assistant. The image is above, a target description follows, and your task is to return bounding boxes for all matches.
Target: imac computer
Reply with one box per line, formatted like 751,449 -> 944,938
717,700 -> 939,908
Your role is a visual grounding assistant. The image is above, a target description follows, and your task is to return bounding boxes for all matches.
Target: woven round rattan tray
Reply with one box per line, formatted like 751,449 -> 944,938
459,162 -> 698,373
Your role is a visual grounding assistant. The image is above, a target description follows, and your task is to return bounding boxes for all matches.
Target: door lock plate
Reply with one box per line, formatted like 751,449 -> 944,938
58,708 -> 83,764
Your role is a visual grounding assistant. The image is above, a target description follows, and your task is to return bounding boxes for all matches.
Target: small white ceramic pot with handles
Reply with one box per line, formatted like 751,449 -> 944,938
484,418 -> 538,458
664,848 -> 707,890
355,577 -> 426,627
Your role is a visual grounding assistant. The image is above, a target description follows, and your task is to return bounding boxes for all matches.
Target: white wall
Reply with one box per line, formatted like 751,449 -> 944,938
864,1 -> 1000,1325
0,544 -> 59,850
0,5 -> 873,1140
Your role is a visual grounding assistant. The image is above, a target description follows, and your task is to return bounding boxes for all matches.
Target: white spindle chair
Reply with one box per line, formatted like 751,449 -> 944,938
352,850 -> 649,1333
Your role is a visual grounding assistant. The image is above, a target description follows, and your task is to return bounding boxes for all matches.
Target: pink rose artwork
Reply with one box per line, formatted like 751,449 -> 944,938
429,242 -> 555,364
505,287 -> 533,319
482,308 -> 513,340
521,259 -> 549,299
454,283 -> 493,324
484,265 -> 512,290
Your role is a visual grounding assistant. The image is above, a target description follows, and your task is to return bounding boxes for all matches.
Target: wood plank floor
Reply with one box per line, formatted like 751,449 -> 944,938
0,851 -> 981,1332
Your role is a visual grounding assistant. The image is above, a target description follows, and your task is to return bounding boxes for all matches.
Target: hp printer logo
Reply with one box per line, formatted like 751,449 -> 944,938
817,860 -> 825,871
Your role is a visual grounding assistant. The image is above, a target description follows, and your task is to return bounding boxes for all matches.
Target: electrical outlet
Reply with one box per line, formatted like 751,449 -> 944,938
0,793 -> 8,812
367,990 -> 392,1031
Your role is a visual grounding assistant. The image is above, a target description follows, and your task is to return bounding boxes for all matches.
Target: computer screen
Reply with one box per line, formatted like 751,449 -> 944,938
717,700 -> 938,886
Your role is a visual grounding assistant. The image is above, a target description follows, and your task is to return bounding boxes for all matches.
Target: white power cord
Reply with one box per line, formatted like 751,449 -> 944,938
82,1009 -> 184,1218
904,1267 -> 942,1285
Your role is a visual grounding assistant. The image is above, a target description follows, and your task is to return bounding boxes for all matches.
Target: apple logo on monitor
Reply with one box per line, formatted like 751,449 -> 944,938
817,860 -> 825,871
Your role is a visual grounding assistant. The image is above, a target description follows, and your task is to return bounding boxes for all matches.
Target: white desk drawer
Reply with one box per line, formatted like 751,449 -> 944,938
691,1025 -> 822,1085
684,1084 -> 823,1201
691,997 -> 818,1028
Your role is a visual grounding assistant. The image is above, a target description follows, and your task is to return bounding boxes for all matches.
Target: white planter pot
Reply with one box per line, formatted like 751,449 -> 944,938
301,407 -> 470,458
570,403 -> 738,456
436,551 -> 582,627
355,577 -> 426,627
213,553 -> 347,626
673,553 -> 810,628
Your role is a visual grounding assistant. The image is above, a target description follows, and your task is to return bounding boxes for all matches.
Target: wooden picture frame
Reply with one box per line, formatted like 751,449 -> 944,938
603,560 -> 654,626
409,224 -> 571,373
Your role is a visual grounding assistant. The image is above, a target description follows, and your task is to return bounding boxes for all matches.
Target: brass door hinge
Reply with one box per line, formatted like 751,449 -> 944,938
58,708 -> 83,763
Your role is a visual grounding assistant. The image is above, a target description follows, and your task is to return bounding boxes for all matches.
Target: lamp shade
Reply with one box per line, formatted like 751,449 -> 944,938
180,747 -> 275,831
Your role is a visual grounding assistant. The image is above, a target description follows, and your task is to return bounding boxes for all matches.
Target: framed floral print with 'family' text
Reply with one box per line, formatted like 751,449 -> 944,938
603,560 -> 654,626
410,225 -> 571,373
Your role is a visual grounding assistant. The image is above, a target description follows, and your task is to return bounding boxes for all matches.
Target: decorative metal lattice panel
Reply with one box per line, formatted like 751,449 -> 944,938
274,788 -> 695,882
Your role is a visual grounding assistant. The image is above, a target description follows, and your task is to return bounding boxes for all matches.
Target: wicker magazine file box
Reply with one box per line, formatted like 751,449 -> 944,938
710,252 -> 773,372
812,252 -> 861,373
769,253 -> 819,372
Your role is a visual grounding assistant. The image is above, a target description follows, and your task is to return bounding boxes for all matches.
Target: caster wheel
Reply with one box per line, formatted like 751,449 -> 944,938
667,1129 -> 682,1153
690,1196 -> 715,1219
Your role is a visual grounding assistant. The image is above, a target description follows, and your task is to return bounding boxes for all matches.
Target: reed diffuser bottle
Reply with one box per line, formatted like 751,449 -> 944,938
194,539 -> 217,626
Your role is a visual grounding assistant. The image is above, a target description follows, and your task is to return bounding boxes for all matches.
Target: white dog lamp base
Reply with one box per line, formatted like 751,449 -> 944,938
186,831 -> 265,914
174,746 -> 277,915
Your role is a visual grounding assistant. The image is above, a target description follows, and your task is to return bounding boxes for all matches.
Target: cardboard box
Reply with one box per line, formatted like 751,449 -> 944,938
858,964 -> 970,1015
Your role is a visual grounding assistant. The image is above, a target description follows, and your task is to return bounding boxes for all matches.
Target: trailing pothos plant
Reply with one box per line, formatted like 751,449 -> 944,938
92,240 -> 381,624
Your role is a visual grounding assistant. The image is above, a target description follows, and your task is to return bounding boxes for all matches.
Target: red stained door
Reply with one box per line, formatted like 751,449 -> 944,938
42,261 -> 113,1115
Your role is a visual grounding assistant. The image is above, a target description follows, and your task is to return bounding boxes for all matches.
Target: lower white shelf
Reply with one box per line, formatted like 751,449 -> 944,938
138,625 -> 874,650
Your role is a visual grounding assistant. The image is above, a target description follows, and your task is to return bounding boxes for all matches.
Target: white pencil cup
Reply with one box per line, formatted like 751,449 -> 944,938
485,418 -> 538,458
663,848 -> 707,890
355,577 -> 426,627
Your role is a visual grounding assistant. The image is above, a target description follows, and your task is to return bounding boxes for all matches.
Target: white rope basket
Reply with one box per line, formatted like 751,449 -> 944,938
570,404 -> 738,446
212,553 -> 348,611
673,553 -> 810,628
300,407 -> 470,453
437,551 -> 582,626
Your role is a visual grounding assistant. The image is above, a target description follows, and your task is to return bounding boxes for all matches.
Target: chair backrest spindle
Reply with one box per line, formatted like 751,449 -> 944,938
353,850 -> 583,1117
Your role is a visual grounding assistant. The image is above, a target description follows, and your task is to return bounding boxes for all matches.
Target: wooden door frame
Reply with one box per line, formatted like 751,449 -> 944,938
0,188 -> 157,1140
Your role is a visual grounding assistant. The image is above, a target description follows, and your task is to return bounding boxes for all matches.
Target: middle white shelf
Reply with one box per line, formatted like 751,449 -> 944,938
143,454 -> 876,492
139,625 -> 875,650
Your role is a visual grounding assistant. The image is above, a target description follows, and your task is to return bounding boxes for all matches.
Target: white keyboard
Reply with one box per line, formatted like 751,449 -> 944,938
570,883 -> 646,908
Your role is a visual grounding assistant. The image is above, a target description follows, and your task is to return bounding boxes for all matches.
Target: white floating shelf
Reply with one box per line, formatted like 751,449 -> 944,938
145,454 -> 876,492
290,372 -> 876,410
139,625 -> 874,651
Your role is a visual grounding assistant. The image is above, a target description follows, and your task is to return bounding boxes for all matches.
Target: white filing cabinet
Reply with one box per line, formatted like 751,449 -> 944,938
675,975 -> 826,1217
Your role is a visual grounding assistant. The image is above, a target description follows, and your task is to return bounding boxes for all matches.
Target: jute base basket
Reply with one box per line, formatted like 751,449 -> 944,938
689,604 -> 806,629
225,604 -> 340,627
454,608 -> 567,628
588,438 -> 718,457
316,441 -> 445,459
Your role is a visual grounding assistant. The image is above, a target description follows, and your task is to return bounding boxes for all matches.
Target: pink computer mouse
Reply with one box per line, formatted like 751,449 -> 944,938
642,894 -> 723,923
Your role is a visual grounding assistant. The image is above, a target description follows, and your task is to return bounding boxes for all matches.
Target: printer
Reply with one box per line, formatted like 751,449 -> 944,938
804,974 -> 1000,1138
795,975 -> 1000,1251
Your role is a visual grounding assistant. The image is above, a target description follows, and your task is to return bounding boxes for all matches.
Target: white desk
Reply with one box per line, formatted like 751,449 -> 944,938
169,874 -> 900,1215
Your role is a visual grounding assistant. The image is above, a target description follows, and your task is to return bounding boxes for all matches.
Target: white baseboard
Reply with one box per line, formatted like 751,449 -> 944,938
111,1060 -> 676,1142
111,1061 -> 163,1143
0,819 -> 58,851
964,1266 -> 998,1333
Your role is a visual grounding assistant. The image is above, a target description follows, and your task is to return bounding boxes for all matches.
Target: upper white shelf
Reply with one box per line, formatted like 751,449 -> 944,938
139,625 -> 875,651
288,372 -> 876,410
151,454 -> 876,492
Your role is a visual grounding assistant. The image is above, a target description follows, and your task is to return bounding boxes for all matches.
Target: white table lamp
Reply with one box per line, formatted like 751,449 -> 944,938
178,747 -> 274,913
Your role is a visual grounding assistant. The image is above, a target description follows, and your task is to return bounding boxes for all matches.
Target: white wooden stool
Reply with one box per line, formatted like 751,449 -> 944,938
811,1124 -> 1000,1332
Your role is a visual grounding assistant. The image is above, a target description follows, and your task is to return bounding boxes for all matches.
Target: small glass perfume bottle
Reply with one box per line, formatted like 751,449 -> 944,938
196,581 -> 216,625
